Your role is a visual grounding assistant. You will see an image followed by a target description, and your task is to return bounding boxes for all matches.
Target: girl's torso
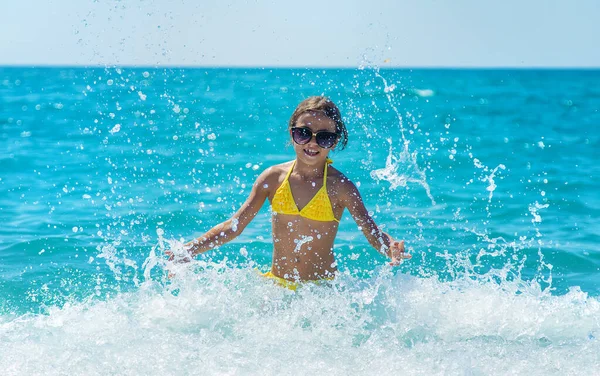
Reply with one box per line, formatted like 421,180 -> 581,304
265,161 -> 346,281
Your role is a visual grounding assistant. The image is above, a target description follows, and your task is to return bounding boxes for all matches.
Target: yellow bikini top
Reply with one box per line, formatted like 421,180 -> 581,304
271,159 -> 339,222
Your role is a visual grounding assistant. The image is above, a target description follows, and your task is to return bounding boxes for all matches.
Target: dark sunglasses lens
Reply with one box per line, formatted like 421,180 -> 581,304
292,128 -> 312,144
316,132 -> 337,148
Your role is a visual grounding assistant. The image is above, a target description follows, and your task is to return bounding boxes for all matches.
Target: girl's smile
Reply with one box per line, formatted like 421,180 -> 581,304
303,148 -> 320,157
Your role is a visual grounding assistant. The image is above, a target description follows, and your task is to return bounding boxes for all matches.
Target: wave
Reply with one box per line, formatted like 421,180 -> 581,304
0,262 -> 598,375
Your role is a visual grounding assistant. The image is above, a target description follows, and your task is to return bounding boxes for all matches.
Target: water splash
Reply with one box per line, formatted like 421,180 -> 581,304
365,68 -> 436,205
473,157 -> 506,204
370,138 -> 436,205
293,235 -> 314,253
528,201 -> 553,288
529,201 -> 550,225
1,263 -> 599,375
96,242 -> 139,285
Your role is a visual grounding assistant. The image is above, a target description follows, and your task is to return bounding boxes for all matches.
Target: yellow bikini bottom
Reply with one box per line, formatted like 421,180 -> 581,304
260,271 -> 334,291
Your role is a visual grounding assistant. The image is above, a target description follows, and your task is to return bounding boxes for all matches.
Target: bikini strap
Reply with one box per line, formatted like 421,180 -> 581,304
323,158 -> 333,184
285,160 -> 296,181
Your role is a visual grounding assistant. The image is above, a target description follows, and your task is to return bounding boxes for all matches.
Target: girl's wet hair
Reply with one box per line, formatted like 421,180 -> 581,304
288,96 -> 348,150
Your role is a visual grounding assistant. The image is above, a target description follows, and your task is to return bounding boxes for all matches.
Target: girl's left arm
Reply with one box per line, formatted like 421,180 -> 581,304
339,179 -> 411,265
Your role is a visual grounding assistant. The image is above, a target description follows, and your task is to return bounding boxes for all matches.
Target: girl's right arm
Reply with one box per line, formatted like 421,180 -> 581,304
172,168 -> 273,259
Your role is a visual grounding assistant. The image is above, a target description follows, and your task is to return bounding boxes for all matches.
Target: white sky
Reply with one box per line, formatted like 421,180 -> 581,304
1,0 -> 599,67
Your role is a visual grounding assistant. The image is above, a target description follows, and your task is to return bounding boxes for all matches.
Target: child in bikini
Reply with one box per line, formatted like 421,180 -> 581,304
168,96 -> 410,288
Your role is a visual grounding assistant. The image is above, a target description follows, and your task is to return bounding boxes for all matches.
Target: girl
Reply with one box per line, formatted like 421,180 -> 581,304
169,96 -> 410,289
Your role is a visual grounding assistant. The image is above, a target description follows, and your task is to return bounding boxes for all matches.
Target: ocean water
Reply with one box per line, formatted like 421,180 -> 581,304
1,67 -> 599,375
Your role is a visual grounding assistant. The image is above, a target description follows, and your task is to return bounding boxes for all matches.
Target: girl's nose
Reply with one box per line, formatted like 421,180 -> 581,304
307,136 -> 319,147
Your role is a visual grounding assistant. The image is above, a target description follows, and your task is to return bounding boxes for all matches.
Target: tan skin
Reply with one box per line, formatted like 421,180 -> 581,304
167,111 -> 411,281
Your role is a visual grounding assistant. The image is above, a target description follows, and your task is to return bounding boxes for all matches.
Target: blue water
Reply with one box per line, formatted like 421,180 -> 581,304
1,67 -> 599,374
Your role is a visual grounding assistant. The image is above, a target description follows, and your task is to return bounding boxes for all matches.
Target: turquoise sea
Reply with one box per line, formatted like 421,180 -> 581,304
1,67 -> 599,374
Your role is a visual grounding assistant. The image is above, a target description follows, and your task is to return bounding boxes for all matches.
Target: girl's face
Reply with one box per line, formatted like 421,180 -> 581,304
291,111 -> 338,166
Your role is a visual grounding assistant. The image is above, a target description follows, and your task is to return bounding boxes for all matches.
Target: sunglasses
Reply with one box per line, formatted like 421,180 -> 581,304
291,127 -> 339,149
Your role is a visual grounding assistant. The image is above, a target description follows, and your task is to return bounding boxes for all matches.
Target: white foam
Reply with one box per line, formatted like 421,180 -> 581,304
1,266 -> 598,375
413,88 -> 435,97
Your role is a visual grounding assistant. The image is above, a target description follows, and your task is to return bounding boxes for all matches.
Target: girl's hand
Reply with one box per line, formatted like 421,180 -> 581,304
165,249 -> 193,263
164,249 -> 193,279
386,237 -> 411,266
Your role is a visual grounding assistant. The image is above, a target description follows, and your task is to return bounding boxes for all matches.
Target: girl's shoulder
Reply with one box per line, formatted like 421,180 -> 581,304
326,168 -> 361,205
265,161 -> 293,178
255,161 -> 293,188
326,165 -> 354,191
